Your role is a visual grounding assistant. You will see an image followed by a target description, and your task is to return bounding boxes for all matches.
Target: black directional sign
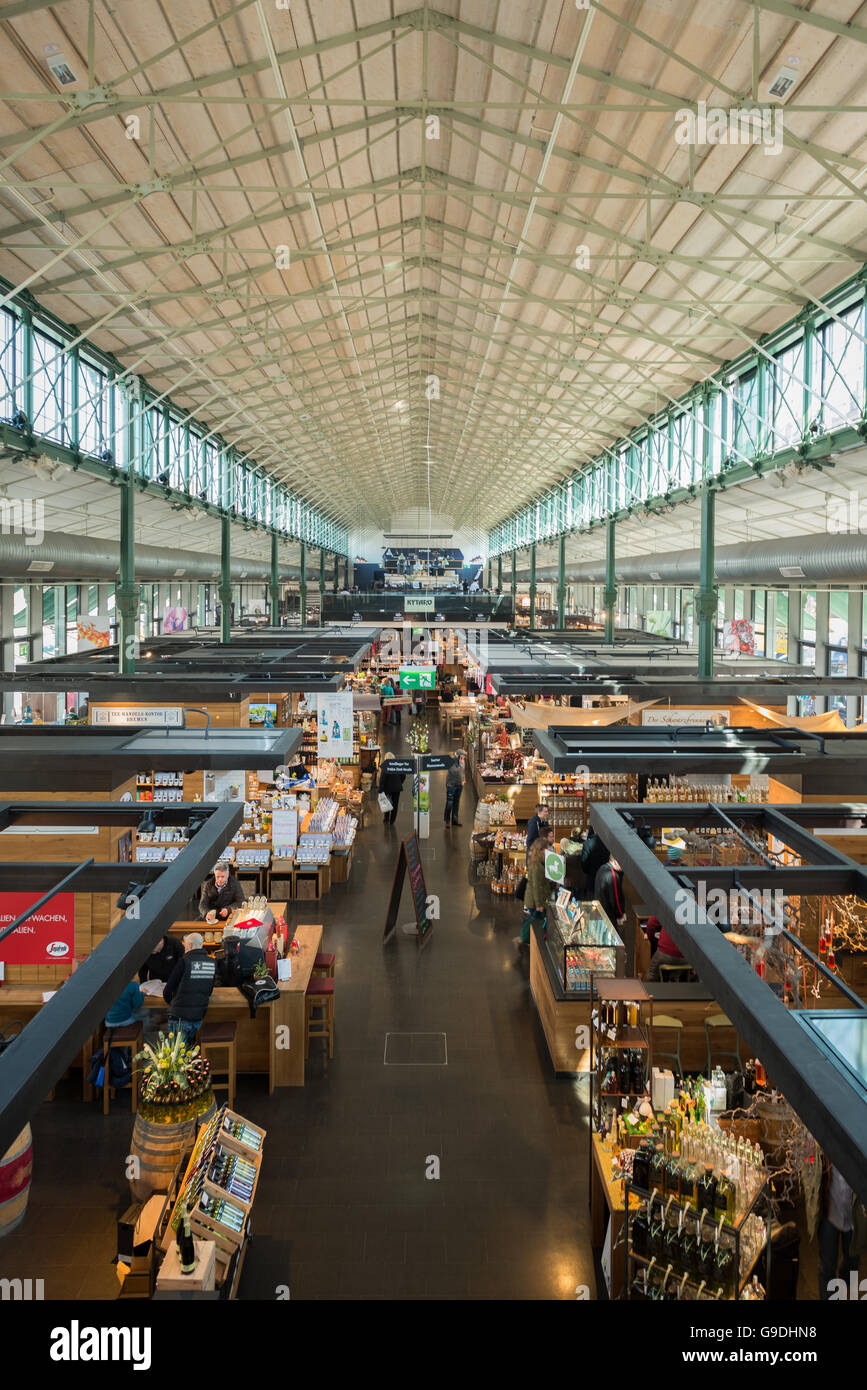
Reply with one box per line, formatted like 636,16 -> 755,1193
420,754 -> 455,771
383,758 -> 415,775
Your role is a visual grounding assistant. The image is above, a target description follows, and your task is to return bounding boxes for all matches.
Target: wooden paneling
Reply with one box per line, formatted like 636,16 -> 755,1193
529,932 -> 591,1072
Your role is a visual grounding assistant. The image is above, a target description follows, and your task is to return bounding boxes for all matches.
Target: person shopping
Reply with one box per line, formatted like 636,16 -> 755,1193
444,753 -> 465,827
380,676 -> 395,726
379,752 -> 406,826
515,836 -> 551,949
818,1157 -> 866,1298
526,803 -> 550,863
163,932 -> 217,1045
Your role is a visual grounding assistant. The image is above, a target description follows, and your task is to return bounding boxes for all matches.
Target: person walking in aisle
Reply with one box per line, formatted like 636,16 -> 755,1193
514,835 -> 552,949
444,752 -> 465,827
380,675 -> 395,726
379,752 -> 406,826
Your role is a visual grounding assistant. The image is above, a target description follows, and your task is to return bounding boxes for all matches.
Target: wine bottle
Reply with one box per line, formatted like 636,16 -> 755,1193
177,1205 -> 196,1275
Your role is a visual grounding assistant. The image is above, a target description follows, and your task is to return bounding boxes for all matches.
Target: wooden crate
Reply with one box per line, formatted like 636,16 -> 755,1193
331,848 -> 352,884
156,1237 -> 216,1293
188,1200 -> 246,1271
219,1108 -> 266,1161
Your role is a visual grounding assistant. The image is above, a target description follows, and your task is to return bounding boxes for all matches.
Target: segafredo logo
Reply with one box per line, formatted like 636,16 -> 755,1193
46,940 -> 70,957
49,1321 -> 151,1370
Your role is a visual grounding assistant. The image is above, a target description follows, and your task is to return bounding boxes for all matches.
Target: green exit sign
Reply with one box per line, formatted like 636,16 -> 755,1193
399,666 -> 436,690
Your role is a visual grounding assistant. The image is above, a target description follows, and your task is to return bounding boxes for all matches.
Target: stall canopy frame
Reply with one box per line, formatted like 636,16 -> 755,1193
589,799 -> 867,1204
0,798 -> 242,1156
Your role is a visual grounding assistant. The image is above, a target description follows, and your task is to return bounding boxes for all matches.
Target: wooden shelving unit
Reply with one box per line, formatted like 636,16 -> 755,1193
591,977 -> 653,1135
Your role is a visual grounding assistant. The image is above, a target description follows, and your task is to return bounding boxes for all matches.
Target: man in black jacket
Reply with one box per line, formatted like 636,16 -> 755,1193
199,861 -> 245,921
525,804 -> 549,864
163,933 -> 217,1044
139,935 -> 184,985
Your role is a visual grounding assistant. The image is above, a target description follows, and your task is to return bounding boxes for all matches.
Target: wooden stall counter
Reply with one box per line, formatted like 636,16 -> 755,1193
156,914 -> 322,1088
0,920 -> 324,1094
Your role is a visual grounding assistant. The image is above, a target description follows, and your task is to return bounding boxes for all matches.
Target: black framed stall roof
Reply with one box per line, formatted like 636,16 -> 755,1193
0,725 -> 303,777
490,672 -> 867,702
0,799 -> 243,1156
531,724 -> 867,778
589,800 -> 867,1204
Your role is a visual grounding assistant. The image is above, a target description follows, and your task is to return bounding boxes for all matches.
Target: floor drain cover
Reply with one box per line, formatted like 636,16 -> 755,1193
383,1032 -> 448,1065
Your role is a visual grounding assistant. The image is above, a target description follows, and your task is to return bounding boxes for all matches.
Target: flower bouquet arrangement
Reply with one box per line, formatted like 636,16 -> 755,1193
134,1030 -> 212,1123
406,719 -> 430,754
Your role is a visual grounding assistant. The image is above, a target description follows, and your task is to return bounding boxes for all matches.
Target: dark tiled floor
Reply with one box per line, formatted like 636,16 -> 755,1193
1,721 -> 595,1301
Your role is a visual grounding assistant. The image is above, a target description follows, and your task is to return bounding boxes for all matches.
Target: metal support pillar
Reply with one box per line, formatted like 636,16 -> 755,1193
497,555 -> 503,593
696,484 -> 717,681
847,589 -> 861,728
510,551 -> 517,616
528,544 -> 537,629
319,548 -> 326,626
814,587 -> 830,713
269,533 -> 280,626
299,541 -> 307,626
218,513 -> 232,643
116,470 -> 139,675
333,552 -> 339,593
603,518 -> 616,644
557,534 -> 566,630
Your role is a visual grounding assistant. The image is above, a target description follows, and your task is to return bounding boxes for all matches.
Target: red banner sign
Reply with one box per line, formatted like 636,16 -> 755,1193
0,893 -> 75,966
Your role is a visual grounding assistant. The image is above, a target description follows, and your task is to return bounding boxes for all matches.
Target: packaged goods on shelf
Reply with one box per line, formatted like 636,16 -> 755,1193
296,833 -> 331,865
234,847 -> 270,867
332,813 -> 357,848
307,797 -> 338,833
645,778 -> 768,804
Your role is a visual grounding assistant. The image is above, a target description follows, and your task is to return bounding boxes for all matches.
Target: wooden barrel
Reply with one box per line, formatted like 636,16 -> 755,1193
129,1092 -> 215,1201
470,834 -> 489,861
473,800 -> 491,832
0,1125 -> 32,1237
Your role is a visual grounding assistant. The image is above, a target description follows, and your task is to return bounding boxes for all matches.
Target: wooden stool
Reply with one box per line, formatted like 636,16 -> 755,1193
199,1021 -> 237,1108
312,951 -> 335,978
305,978 -> 334,1059
102,1023 -> 142,1115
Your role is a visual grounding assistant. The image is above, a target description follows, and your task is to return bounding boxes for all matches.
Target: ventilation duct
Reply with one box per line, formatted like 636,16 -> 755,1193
0,529 -> 302,583
513,531 -> 867,587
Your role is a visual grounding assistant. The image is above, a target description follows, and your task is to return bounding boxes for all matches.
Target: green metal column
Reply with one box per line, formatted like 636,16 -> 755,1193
486,559 -> 492,590
117,469 -> 139,674
219,513 -> 232,643
269,532 -> 280,626
333,552 -> 339,593
556,534 -> 566,629
529,544 -> 537,629
510,551 -> 517,616
497,555 -> 503,592
603,518 -> 617,643
299,541 -> 307,625
696,485 -> 717,680
343,556 -> 349,590
319,548 -> 326,626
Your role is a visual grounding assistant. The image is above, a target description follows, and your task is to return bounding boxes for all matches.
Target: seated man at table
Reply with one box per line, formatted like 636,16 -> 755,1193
644,915 -> 688,980
199,860 -> 245,923
139,934 -> 184,986
163,933 -> 217,1044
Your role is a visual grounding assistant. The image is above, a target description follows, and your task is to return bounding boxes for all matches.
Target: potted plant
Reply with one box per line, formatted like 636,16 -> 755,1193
128,1031 -> 215,1200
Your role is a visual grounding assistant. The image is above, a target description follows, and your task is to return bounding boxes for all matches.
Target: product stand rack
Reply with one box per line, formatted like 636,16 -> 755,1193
623,1177 -> 771,1301
590,977 -> 654,1135
161,1102 -> 266,1297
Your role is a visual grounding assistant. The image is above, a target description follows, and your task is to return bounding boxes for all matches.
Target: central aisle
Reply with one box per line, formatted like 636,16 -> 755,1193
238,719 -> 594,1299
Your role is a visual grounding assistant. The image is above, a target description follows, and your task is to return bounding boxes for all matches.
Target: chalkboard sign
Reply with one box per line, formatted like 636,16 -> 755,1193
383,831 -> 432,944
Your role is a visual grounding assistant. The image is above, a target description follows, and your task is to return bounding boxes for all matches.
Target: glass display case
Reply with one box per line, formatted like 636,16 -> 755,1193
545,898 -> 625,994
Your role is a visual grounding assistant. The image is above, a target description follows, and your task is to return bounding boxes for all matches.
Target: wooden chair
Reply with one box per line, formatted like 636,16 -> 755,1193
652,1014 -> 684,1078
102,1023 -> 143,1115
705,1013 -> 741,1075
305,977 -> 334,1059
199,1021 -> 237,1108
